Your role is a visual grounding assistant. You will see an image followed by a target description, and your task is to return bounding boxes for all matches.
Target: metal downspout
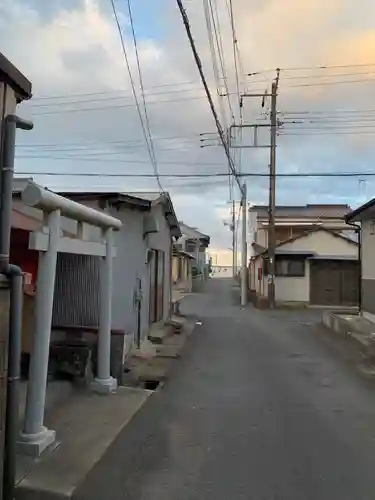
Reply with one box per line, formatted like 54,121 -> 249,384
0,114 -> 33,500
346,221 -> 361,313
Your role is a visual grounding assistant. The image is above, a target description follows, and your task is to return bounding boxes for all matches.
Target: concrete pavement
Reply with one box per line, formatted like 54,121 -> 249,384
75,278 -> 375,500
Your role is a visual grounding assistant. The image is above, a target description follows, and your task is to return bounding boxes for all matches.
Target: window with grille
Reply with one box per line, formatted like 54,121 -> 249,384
186,241 -> 196,253
275,258 -> 305,277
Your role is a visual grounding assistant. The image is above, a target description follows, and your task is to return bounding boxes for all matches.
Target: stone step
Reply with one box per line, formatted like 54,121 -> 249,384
148,322 -> 174,344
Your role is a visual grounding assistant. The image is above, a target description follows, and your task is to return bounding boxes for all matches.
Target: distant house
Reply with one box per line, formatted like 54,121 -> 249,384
179,222 -> 210,276
53,190 -> 181,348
250,226 -> 359,307
171,244 -> 195,292
345,199 -> 375,322
12,183 -> 181,358
249,204 -> 354,256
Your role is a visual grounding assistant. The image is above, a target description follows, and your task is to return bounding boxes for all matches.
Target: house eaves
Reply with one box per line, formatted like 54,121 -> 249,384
123,191 -> 181,238
0,52 -> 32,102
308,255 -> 358,261
345,197 -> 375,222
173,248 -> 195,260
12,181 -> 181,237
179,222 -> 210,246
275,249 -> 316,257
250,204 -> 352,219
258,225 -> 357,257
12,180 -> 150,210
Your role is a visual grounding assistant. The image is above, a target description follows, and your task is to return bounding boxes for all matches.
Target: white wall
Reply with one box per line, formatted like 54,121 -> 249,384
15,197 -> 173,342
280,229 -> 357,257
275,262 -> 310,303
147,204 -> 173,321
253,228 -> 357,303
251,217 -> 353,250
108,207 -> 149,339
208,248 -> 241,268
362,221 -> 375,280
360,220 -> 375,319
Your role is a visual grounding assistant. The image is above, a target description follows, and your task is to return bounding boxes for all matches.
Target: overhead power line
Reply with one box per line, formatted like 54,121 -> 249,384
203,0 -> 234,199
282,108 -> 375,116
227,0 -> 241,115
16,133 -> 208,149
27,95 -> 208,116
203,0 -> 228,129
110,0 -> 164,190
209,0 -> 234,121
15,145 -> 200,156
16,170 -> 375,178
281,124 -> 375,130
247,62 -> 375,76
280,70 -> 375,81
283,117 -> 375,123
25,87 -> 206,108
15,155 -> 234,166
28,81 -> 201,100
126,0 -> 162,191
280,130 -> 375,136
176,0 -> 243,196
281,62 -> 375,71
285,77 -> 375,88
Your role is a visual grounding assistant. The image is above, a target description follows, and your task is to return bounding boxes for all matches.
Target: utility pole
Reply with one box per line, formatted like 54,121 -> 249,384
267,70 -> 280,308
240,183 -> 247,306
231,199 -> 236,278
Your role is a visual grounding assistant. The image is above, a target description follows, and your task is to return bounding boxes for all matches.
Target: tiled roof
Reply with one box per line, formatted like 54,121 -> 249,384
250,204 -> 351,219
179,222 -> 209,240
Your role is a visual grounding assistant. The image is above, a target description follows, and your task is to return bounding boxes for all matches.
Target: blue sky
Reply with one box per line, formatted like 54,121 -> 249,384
2,0 -> 375,248
122,0 -> 167,41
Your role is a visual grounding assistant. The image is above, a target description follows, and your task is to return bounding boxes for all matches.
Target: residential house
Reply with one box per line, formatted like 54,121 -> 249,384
250,226 -> 359,307
12,184 -> 181,360
172,244 -> 195,292
249,203 -> 354,255
51,190 -> 181,350
178,222 -> 210,277
248,204 -> 355,296
345,199 -> 375,322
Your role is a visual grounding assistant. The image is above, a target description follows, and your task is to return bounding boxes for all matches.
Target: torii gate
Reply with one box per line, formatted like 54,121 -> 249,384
17,181 -> 122,456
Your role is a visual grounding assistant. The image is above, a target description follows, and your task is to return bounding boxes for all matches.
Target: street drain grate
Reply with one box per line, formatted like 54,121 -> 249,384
143,380 -> 161,391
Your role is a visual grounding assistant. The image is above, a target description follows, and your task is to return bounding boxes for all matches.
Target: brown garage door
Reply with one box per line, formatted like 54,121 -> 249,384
310,260 -> 359,306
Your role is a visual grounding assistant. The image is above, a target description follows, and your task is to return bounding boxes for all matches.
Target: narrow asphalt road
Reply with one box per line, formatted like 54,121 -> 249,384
77,278 -> 375,500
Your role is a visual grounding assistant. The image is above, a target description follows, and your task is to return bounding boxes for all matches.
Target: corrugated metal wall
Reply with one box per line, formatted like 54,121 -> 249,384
52,253 -> 100,327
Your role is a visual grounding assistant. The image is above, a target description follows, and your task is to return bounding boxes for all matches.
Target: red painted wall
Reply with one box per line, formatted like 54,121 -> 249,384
9,228 -> 39,285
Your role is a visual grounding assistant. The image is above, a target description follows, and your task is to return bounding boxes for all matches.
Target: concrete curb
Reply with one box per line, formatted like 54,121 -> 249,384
321,311 -> 375,378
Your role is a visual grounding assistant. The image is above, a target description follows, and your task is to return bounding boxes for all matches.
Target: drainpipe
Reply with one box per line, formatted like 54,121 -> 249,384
3,268 -> 22,500
0,115 -> 33,500
346,221 -> 361,313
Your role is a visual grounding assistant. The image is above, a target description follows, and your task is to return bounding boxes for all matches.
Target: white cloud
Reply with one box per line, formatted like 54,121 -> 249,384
2,0 -> 375,248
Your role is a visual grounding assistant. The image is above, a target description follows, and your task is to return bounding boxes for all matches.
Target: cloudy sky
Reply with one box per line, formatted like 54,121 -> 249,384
2,0 -> 375,248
